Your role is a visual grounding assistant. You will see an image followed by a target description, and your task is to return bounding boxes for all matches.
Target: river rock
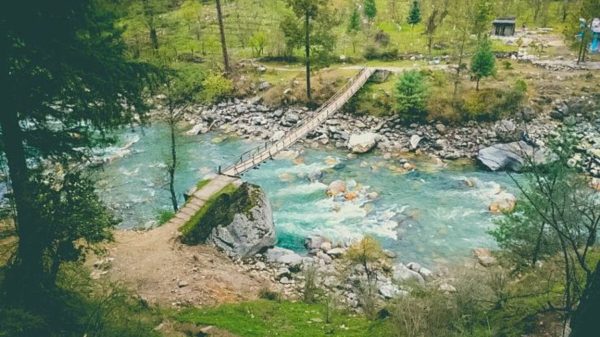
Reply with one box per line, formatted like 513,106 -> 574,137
392,263 -> 425,284
409,135 -> 422,150
348,132 -> 379,154
327,180 -> 347,196
477,141 -> 548,171
208,184 -> 277,258
378,283 -> 404,299
305,235 -> 330,251
473,248 -> 497,267
266,247 -> 303,268
489,192 -> 517,214
494,120 -> 522,142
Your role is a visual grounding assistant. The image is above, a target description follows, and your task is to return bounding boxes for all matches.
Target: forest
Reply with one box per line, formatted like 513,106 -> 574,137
1,0 -> 600,337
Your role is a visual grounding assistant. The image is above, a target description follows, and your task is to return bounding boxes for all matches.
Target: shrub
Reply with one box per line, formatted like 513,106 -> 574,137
258,287 -> 281,301
156,210 -> 174,225
395,70 -> 428,122
201,73 -> 233,103
363,45 -> 398,60
303,264 -> 319,304
374,30 -> 390,47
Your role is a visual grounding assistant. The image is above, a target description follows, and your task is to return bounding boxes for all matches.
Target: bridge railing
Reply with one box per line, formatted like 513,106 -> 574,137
220,67 -> 373,176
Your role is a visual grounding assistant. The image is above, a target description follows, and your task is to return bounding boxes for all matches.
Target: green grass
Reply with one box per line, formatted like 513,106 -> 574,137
175,300 -> 390,337
195,179 -> 212,190
179,182 -> 238,237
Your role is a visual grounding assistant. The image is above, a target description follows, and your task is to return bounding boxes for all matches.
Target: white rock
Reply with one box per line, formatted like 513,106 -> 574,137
393,263 -> 425,285
410,135 -> 422,150
348,132 -> 379,154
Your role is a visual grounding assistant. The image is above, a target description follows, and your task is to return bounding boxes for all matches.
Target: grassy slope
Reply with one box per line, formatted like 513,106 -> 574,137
175,300 -> 391,337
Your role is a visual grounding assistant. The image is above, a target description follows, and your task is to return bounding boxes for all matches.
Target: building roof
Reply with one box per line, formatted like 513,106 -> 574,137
493,16 -> 516,25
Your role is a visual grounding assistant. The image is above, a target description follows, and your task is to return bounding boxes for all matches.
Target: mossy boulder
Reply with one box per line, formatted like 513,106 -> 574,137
180,182 -> 276,258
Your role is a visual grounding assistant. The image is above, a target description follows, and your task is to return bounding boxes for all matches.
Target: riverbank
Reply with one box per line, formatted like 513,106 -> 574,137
176,94 -> 599,176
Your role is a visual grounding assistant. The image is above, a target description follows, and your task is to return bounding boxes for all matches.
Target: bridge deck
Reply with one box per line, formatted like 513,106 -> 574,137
166,67 -> 376,233
221,67 -> 376,177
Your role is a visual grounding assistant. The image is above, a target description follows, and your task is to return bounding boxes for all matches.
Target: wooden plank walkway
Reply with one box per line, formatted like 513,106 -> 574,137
221,67 -> 376,177
168,67 -> 376,233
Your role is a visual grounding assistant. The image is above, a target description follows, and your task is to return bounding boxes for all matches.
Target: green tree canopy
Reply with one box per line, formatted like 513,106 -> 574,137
363,0 -> 377,22
407,1 -> 422,25
395,70 -> 429,121
348,7 -> 361,33
1,0 -> 158,298
470,38 -> 496,90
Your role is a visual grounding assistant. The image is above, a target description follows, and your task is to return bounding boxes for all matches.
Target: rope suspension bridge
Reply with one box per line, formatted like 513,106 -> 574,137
167,67 -> 377,230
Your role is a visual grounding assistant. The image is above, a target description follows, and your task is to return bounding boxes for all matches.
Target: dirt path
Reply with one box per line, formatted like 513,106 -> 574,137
92,210 -> 275,307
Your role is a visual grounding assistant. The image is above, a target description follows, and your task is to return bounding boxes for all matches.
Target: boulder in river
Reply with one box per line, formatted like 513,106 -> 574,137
348,132 -> 379,154
477,141 -> 548,172
327,180 -> 347,196
181,183 -> 276,258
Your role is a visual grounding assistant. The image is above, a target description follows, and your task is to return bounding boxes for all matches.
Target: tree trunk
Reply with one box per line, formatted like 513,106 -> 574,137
0,108 -> 45,298
150,27 -> 159,51
452,31 -> 467,100
168,116 -> 178,212
216,0 -> 230,74
305,12 -> 312,103
571,261 -> 600,337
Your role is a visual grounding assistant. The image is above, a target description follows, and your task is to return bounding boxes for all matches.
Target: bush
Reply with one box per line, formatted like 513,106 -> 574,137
0,263 -> 163,337
201,73 -> 233,103
156,210 -> 174,225
363,45 -> 398,60
395,70 -> 428,122
460,81 -> 527,121
258,287 -> 281,301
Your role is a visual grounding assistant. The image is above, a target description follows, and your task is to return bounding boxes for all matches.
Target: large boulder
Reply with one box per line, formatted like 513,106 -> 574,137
392,263 -> 425,285
477,141 -> 548,172
348,132 -> 379,154
494,120 -> 522,142
182,183 -> 276,258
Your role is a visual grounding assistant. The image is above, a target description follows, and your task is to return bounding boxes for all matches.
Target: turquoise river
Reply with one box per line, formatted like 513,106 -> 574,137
94,123 -> 518,267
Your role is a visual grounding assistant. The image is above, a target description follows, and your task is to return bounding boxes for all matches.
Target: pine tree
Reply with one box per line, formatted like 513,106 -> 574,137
395,70 -> 428,121
407,1 -> 421,26
363,0 -> 377,22
470,38 -> 496,90
348,7 -> 361,33
1,0 -> 157,301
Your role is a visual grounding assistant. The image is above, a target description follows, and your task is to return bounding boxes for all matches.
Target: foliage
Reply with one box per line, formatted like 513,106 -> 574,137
347,7 -> 361,33
156,210 -> 175,225
176,299 -> 390,337
471,38 -> 496,90
395,70 -> 429,121
460,82 -> 527,121
407,1 -> 422,25
200,73 -> 233,103
363,0 -> 377,22
249,31 -> 267,57
280,13 -> 304,56
2,0 -> 158,300
491,130 -> 600,318
303,264 -> 320,303
345,236 -> 388,319
258,287 -> 282,301
471,0 -> 494,39
363,46 -> 399,60
0,263 -> 163,337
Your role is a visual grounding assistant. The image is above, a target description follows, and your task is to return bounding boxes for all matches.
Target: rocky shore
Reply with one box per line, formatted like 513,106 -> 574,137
177,95 -> 600,176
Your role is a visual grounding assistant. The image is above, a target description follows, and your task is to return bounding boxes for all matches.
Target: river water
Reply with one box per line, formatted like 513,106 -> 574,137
94,123 -> 517,266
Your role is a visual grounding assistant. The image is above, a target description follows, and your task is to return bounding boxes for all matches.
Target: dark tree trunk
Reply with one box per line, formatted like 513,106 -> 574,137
168,116 -> 178,212
305,13 -> 311,103
571,261 -> 600,337
216,0 -> 230,74
0,109 -> 45,299
150,27 -> 159,51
